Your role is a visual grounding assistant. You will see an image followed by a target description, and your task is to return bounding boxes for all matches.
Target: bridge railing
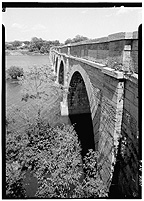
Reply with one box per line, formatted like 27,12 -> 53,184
53,31 -> 139,74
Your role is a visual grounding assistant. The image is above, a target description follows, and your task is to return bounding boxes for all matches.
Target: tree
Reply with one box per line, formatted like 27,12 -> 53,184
72,35 -> 88,43
64,35 -> 89,45
31,37 -> 39,43
28,38 -> 60,53
6,113 -> 83,198
6,114 -> 108,198
29,43 -> 39,52
30,37 -> 44,51
52,40 -> 60,46
5,43 -> 15,50
64,38 -> 73,45
6,65 -> 108,198
12,40 -> 22,47
40,46 -> 46,54
7,66 -> 24,79
23,41 -> 30,45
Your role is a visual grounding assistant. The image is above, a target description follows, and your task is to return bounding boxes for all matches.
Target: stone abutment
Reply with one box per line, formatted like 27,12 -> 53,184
50,30 -> 139,198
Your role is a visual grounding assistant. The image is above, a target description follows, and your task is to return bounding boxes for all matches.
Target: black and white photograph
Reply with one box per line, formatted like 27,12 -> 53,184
2,1 -> 142,199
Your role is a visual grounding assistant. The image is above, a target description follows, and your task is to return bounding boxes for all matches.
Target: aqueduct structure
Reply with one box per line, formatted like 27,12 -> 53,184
50,31 -> 139,197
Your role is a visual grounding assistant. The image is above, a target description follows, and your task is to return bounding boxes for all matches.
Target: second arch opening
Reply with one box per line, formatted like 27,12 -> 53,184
68,71 -> 95,158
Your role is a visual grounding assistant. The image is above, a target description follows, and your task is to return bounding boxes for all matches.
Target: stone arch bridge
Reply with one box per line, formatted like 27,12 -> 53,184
50,31 -> 139,197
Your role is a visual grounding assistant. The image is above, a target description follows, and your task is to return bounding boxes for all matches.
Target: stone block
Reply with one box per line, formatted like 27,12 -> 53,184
109,40 -> 125,51
132,40 -> 138,50
108,32 -> 133,41
125,88 -> 135,101
125,87 -> 138,107
123,50 -> 132,72
103,86 -> 124,106
103,74 -> 124,90
60,101 -> 68,116
93,114 -> 99,128
125,79 -> 138,94
102,67 -> 124,79
131,51 -> 138,73
124,45 -> 131,51
124,98 -> 138,119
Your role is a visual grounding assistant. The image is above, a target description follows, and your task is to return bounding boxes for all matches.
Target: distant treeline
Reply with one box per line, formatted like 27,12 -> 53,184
5,35 -> 89,54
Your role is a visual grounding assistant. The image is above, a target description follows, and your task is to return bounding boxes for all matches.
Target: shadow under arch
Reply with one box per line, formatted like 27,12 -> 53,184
68,71 -> 95,158
55,57 -> 58,73
53,54 -> 55,66
58,60 -> 64,85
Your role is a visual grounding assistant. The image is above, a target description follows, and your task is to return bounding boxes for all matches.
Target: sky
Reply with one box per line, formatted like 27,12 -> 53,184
2,6 -> 142,43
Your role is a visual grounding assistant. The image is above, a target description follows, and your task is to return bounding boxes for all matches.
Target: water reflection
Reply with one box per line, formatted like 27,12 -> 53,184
6,79 -> 22,107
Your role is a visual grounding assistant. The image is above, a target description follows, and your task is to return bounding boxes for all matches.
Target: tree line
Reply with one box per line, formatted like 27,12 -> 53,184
5,37 -> 60,54
5,35 -> 89,53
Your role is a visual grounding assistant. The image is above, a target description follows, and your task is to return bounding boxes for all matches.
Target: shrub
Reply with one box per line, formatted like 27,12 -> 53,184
20,65 -> 63,122
5,65 -> 108,198
7,66 -> 24,79
6,117 -> 83,198
6,114 -> 108,198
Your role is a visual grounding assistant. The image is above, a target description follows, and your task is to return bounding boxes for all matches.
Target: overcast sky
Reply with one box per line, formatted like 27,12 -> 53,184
2,7 -> 142,43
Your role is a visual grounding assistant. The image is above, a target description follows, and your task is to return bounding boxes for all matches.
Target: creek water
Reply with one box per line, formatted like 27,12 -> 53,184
6,55 -> 50,106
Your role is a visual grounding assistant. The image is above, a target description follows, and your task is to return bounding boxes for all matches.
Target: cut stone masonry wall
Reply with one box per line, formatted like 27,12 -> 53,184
57,31 -> 138,73
50,30 -> 139,197
117,74 -> 139,197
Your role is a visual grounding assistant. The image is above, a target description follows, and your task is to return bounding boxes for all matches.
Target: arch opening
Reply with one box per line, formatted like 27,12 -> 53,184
68,71 -> 95,158
58,61 -> 64,85
53,55 -> 55,66
55,57 -> 58,73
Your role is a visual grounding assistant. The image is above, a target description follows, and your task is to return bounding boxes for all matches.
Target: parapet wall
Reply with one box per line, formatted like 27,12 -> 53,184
117,74 -> 139,197
56,31 -> 138,74
51,33 -> 139,197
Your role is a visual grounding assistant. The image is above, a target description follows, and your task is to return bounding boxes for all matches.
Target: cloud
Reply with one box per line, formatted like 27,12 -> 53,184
11,23 -> 27,29
11,23 -> 48,33
116,6 -> 141,16
116,6 -> 127,15
31,24 -> 47,31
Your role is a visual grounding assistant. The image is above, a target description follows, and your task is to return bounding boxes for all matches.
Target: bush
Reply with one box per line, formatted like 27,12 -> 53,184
6,115 -> 108,198
5,65 -> 108,198
6,117 -> 83,198
7,66 -> 24,79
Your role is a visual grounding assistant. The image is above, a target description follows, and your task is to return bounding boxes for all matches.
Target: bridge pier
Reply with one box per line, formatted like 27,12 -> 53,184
60,87 -> 69,116
50,30 -> 139,198
60,101 -> 68,116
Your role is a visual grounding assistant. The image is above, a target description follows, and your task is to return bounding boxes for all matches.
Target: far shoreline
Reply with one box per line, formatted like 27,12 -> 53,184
5,49 -> 49,56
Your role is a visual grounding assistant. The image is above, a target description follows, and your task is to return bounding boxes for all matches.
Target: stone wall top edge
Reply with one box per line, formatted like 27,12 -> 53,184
68,55 -> 106,69
102,67 -> 124,79
108,31 -> 138,41
124,73 -> 138,85
133,31 -> 138,39
56,31 -> 138,49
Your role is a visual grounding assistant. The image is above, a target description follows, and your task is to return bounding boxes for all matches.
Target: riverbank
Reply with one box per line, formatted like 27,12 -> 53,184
5,49 -> 49,56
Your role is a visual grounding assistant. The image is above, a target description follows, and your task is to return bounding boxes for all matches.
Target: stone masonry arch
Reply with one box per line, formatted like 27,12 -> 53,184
61,64 -> 102,153
58,61 -> 64,85
66,66 -> 97,157
61,63 -> 112,187
50,30 -> 139,196
67,64 -> 97,118
57,56 -> 66,85
55,57 -> 58,74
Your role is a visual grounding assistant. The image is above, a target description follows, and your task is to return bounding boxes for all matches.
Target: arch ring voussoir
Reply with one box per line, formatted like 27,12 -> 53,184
66,64 -> 97,119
